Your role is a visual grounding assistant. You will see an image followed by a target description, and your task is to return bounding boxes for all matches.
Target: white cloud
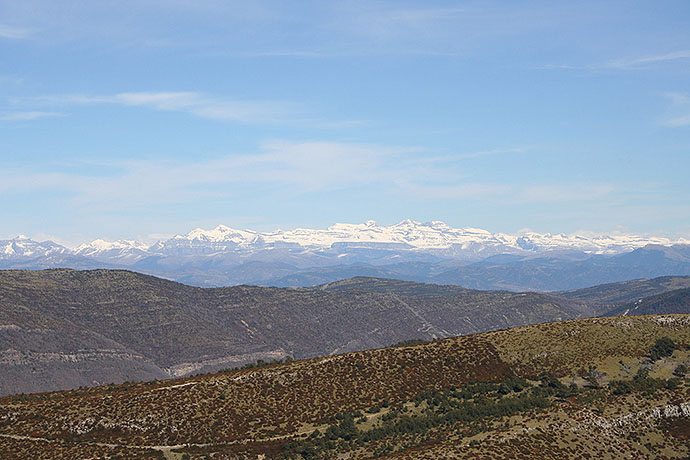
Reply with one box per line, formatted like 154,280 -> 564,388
0,111 -> 64,121
665,116 -> 690,127
0,140 -> 620,211
0,140 -> 538,209
32,91 -> 296,124
606,50 -> 690,69
0,24 -> 35,39
664,92 -> 690,105
662,92 -> 690,128
542,50 -> 690,71
0,141 -> 417,206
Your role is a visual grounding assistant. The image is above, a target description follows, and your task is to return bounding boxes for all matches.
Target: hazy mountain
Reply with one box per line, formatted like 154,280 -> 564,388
432,245 -> 690,291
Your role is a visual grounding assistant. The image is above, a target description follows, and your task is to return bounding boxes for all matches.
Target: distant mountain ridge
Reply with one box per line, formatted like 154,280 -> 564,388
2,220 -> 690,290
2,269 -> 690,397
0,269 -> 596,395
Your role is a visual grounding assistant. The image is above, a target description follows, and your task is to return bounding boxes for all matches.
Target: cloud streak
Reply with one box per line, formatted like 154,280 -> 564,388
0,24 -> 35,39
1,111 -> 65,121
665,116 -> 690,127
31,91 -> 297,124
0,140 -> 615,210
605,50 -> 690,69
0,141 -> 417,207
662,92 -> 690,128
543,50 -> 690,71
19,91 -> 365,127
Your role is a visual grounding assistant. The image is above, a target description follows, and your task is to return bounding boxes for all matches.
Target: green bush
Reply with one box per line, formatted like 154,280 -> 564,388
650,337 -> 675,361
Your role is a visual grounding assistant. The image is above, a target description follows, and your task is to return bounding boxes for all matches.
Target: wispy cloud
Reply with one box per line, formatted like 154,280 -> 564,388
32,91 -> 296,124
662,92 -> 690,128
390,147 -> 528,167
542,50 -> 690,71
0,111 -> 65,121
665,92 -> 690,105
20,91 -> 365,127
665,116 -> 690,128
606,50 -> 690,69
0,141 -> 417,207
0,24 -> 35,39
0,140 -> 614,210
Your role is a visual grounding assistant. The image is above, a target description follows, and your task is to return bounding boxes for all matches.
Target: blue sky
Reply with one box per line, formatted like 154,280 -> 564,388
1,0 -> 689,245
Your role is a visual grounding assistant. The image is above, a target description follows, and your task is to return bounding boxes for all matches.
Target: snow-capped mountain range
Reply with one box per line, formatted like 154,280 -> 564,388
79,219 -> 688,257
2,220 -> 690,290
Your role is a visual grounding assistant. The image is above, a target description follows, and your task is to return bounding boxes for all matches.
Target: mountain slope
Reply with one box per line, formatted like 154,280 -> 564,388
558,275 -> 690,305
0,302 -> 166,395
605,287 -> 690,317
1,315 -> 688,459
0,269 -> 594,395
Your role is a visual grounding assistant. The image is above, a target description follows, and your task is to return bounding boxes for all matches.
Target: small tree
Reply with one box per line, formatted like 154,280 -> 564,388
650,337 -> 675,361
673,364 -> 688,378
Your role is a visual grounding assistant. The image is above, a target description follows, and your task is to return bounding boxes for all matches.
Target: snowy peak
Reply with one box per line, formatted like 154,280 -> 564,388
150,220 -> 689,255
3,222 -> 690,267
77,239 -> 148,252
512,231 -> 689,255
150,225 -> 263,256
75,239 -> 149,262
178,225 -> 259,244
0,236 -> 69,260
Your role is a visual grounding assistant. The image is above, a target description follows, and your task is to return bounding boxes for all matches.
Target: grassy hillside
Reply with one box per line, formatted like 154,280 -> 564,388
0,269 -> 594,395
0,315 -> 688,459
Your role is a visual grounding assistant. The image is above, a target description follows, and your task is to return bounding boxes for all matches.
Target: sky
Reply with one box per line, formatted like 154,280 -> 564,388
1,0 -> 689,246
